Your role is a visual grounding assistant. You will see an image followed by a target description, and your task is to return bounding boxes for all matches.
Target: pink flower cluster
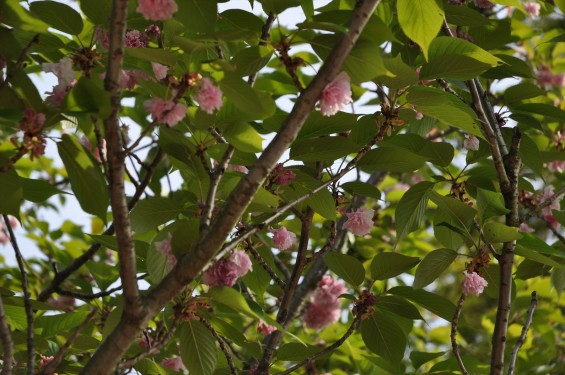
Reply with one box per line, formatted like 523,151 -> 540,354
523,2 -> 540,17
342,207 -> 374,236
272,163 -> 296,186
536,65 -> 565,89
270,226 -> 296,251
152,62 -> 168,80
548,160 -> 565,174
461,271 -> 488,296
195,78 -> 223,114
463,134 -> 480,151
257,321 -> 276,335
125,29 -> 149,48
303,276 -> 347,329
539,186 -> 562,229
43,57 -> 75,107
144,98 -> 187,126
202,250 -> 253,287
137,0 -> 178,20
319,72 -> 352,116
155,232 -> 177,268
38,355 -> 54,369
518,223 -> 534,233
161,356 -> 186,372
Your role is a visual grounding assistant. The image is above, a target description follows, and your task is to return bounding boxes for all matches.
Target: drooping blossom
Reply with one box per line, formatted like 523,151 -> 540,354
342,207 -> 374,236
155,232 -> 177,268
161,357 -> 186,372
195,78 -> 223,114
202,251 -> 253,287
270,226 -> 297,251
548,160 -> 565,173
258,321 -> 276,335
461,271 -> 488,296
12,108 -> 47,159
275,170 -> 296,186
137,0 -> 178,20
229,250 -> 253,277
125,29 -> 149,48
474,0 -> 494,8
518,223 -> 535,233
227,164 -> 248,173
319,72 -> 352,116
464,134 -> 480,151
145,24 -> 161,39
152,62 -> 168,80
144,98 -> 187,126
38,355 -> 54,369
523,2 -> 540,17
303,276 -> 346,329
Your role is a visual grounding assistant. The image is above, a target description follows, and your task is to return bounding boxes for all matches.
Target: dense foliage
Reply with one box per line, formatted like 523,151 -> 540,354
0,0 -> 564,374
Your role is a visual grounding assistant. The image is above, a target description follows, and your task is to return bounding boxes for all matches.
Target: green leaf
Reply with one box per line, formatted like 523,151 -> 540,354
3,304 -> 26,330
86,261 -> 120,291
503,83 -> 545,103
57,134 -> 109,222
520,133 -> 543,176
21,178 -> 66,203
290,137 -> 358,162
80,0 -> 112,24
177,0 -> 217,34
130,197 -> 184,233
397,0 -> 444,60
388,286 -> 457,322
371,252 -> 420,280
324,252 -> 365,286
341,181 -> 381,200
476,188 -> 510,224
133,359 -> 168,375
413,249 -> 458,289
147,241 -> 170,284
517,234 -> 565,259
180,321 -> 217,375
61,77 -> 111,117
429,191 -> 477,233
222,121 -> 264,153
379,55 -> 419,89
259,0 -> 301,13
357,147 -> 427,173
295,111 -> 358,140
29,1 -> 83,35
219,74 -> 276,119
428,36 -> 502,66
516,259 -> 550,280
420,55 -> 494,81
419,141 -> 454,167
396,182 -> 434,243
361,310 -> 407,363
277,343 -> 322,362
36,312 -> 92,338
514,103 -> 565,121
231,45 -> 274,77
407,87 -> 482,138
125,48 -> 176,66
378,295 -> 424,320
552,267 -> 565,298
483,222 -> 522,243
445,5 -> 490,26
410,351 -> 447,370
0,169 -> 22,217
515,247 -> 565,269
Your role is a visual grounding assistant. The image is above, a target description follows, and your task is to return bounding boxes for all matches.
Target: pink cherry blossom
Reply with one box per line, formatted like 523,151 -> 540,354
303,302 -> 341,329
539,186 -> 561,217
202,258 -> 239,287
548,160 -> 565,173
464,134 -> 480,151
523,2 -> 540,17
342,207 -> 374,236
21,108 -> 46,133
474,0 -> 494,8
152,62 -> 168,80
161,356 -> 186,372
144,98 -> 187,126
258,321 -> 276,335
137,0 -> 178,21
319,72 -> 352,116
125,29 -> 149,48
155,232 -> 177,268
518,223 -> 535,233
270,226 -> 297,251
195,78 -> 223,114
94,27 -> 110,49
38,355 -> 54,369
275,170 -> 296,186
461,271 -> 488,296
312,276 -> 347,306
552,73 -> 565,88
43,57 -> 75,87
80,136 -> 107,162
415,112 -> 424,120
229,250 -> 253,277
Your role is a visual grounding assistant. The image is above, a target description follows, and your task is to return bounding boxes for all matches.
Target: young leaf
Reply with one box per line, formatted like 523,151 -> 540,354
371,252 -> 420,280
324,252 -> 365,286
413,248 -> 458,289
482,222 -> 522,243
180,321 -> 218,375
397,0 -> 444,60
476,188 -> 509,224
57,134 -> 109,222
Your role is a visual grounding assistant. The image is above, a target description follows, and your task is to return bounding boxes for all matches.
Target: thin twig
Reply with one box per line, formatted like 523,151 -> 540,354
277,314 -> 362,375
0,34 -> 39,91
508,291 -> 538,375
306,222 -> 337,264
201,318 -> 238,375
0,293 -> 14,375
38,309 -> 97,375
246,241 -> 286,288
248,12 -> 276,86
451,293 -> 468,375
56,274 -> 148,301
4,214 -> 35,374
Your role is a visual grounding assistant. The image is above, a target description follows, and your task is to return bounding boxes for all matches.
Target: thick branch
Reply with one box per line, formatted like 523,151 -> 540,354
0,293 -> 14,375
4,214 -> 34,374
507,291 -> 537,375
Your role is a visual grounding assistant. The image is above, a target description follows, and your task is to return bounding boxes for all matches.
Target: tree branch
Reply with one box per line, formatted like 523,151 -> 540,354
0,293 -> 14,375
451,294 -> 468,375
4,214 -> 34,374
201,318 -> 238,375
507,291 -> 537,375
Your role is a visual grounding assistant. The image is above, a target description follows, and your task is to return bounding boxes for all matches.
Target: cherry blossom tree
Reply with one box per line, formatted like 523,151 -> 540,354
0,0 -> 564,374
